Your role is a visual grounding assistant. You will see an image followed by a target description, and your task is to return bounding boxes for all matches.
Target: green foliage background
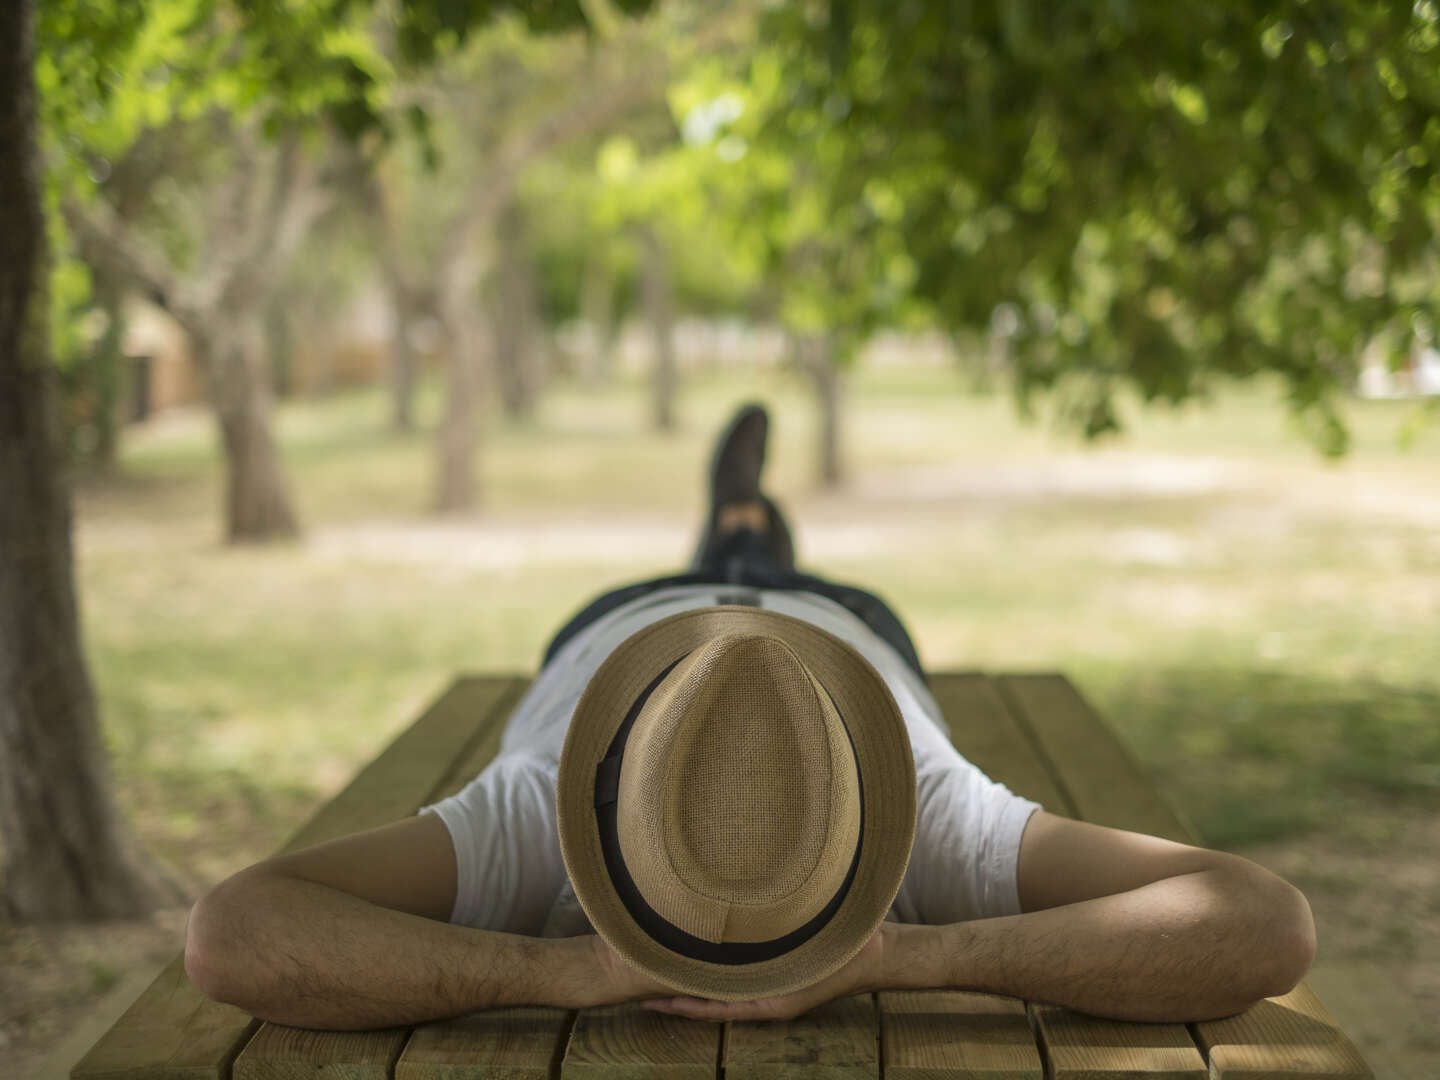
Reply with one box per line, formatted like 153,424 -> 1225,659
742,1 -> 1440,449
35,0 -> 1440,455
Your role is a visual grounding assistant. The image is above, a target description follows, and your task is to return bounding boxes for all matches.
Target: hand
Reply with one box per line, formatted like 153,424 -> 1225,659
589,936 -> 677,1004
640,923 -> 890,1022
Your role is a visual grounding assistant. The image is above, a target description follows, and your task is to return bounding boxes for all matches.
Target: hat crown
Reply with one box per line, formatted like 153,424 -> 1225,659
617,632 -> 862,943
556,603 -> 917,1000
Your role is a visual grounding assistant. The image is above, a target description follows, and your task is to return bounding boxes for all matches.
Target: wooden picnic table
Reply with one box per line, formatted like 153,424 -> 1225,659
73,673 -> 1374,1080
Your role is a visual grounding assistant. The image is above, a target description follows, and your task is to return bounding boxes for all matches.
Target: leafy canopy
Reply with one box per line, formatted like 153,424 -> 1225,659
35,0 -> 650,377
754,0 -> 1440,449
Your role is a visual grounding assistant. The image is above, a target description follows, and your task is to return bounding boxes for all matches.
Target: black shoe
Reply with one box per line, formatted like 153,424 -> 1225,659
709,403 -> 769,508
761,493 -> 796,570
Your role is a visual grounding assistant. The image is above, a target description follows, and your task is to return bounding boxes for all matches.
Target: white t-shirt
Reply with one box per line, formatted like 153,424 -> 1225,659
423,584 -> 1041,937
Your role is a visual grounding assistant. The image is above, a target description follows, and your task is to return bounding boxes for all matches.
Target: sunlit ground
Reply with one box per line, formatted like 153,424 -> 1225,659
9,359 -> 1438,1076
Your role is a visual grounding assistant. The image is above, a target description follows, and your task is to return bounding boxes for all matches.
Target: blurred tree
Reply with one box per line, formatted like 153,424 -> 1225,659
58,116 -> 203,467
429,35 -> 665,511
757,0 -> 1440,451
491,199 -> 546,419
578,239 -> 621,385
585,122 -> 761,435
376,9 -> 731,510
0,0 -> 174,921
639,225 -> 679,430
70,123 -> 335,540
655,45 -> 921,484
43,0 -> 391,541
5,0 -> 654,922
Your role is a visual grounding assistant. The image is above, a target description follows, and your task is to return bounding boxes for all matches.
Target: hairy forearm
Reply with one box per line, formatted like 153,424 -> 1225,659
185,872 -> 627,1029
882,868 -> 1314,1022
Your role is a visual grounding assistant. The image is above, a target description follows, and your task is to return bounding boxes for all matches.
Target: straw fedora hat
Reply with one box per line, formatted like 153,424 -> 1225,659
556,605 -> 916,1001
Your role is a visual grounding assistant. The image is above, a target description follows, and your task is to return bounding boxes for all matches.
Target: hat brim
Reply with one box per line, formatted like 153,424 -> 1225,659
556,605 -> 916,1001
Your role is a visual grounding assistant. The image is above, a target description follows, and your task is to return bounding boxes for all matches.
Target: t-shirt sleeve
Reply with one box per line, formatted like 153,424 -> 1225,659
419,752 -> 565,935
892,748 -> 1042,924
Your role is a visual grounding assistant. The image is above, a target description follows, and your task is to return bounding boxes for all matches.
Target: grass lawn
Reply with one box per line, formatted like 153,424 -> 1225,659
11,358 -> 1438,1076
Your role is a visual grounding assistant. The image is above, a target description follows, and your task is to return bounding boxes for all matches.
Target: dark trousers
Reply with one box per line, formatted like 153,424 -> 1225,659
542,527 -> 924,677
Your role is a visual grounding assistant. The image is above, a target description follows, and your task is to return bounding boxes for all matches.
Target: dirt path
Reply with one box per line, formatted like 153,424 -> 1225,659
1246,813 -> 1440,1077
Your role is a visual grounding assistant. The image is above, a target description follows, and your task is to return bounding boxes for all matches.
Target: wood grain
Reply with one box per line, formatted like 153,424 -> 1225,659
724,994 -> 876,1080
560,1004 -> 718,1080
999,674 -> 1372,1079
994,674 -> 1209,1078
894,680 -> 1058,1078
1031,1005 -> 1207,1079
63,953 -> 259,1080
422,679 -> 528,805
993,674 -> 1196,843
72,676 -> 525,1080
1191,984 -> 1373,1078
231,1023 -> 408,1080
396,1007 -> 573,1080
879,991 -> 1042,1080
234,677 -> 527,1080
930,674 -> 1070,812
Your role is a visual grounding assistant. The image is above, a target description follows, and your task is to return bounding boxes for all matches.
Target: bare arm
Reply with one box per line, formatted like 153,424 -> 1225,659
185,815 -> 662,1029
882,818 -> 1315,1021
649,812 -> 1315,1023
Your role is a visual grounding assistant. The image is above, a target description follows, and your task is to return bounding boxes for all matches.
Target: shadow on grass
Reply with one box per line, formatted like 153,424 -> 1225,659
114,758 -> 320,888
1080,665 -> 1440,848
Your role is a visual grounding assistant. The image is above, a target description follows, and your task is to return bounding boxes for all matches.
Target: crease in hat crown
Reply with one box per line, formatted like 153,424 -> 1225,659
615,631 -> 862,945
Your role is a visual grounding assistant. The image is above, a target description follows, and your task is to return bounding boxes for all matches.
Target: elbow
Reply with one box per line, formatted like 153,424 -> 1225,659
1258,878 -> 1316,998
184,875 -> 263,1009
1222,870 -> 1314,1013
1193,861 -> 1317,1020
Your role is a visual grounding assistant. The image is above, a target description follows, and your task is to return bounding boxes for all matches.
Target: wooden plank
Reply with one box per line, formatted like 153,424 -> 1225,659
65,955 -> 260,1080
999,675 -> 1370,1079
929,674 -> 1070,812
724,994 -> 876,1080
275,676 -> 528,853
898,676 -> 1066,1075
389,683 -> 558,1080
993,674 -> 1195,843
396,1007 -> 573,1080
1031,1006 -> 1207,1079
73,676 -> 525,1080
995,674 -> 1208,1079
233,677 -> 527,1080
232,1025 -> 408,1080
878,991 -> 1042,1080
1191,985 -> 1373,1079
560,1004 -> 718,1080
423,678 -> 528,805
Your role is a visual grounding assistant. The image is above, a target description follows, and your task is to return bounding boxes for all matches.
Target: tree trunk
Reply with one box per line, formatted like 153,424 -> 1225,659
797,333 -> 844,488
0,0 -> 171,921
264,295 -> 294,399
579,247 -> 615,387
88,268 -> 126,469
641,229 -> 676,432
389,288 -> 420,433
491,203 -> 543,420
194,315 -> 301,542
64,127 -> 318,544
380,245 -> 425,434
433,298 -> 487,514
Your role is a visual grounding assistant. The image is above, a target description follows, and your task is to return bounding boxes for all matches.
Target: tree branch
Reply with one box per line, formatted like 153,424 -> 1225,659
193,128 -> 336,311
63,197 -> 198,332
434,5 -> 753,275
253,135 -> 335,282
436,65 -> 662,278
